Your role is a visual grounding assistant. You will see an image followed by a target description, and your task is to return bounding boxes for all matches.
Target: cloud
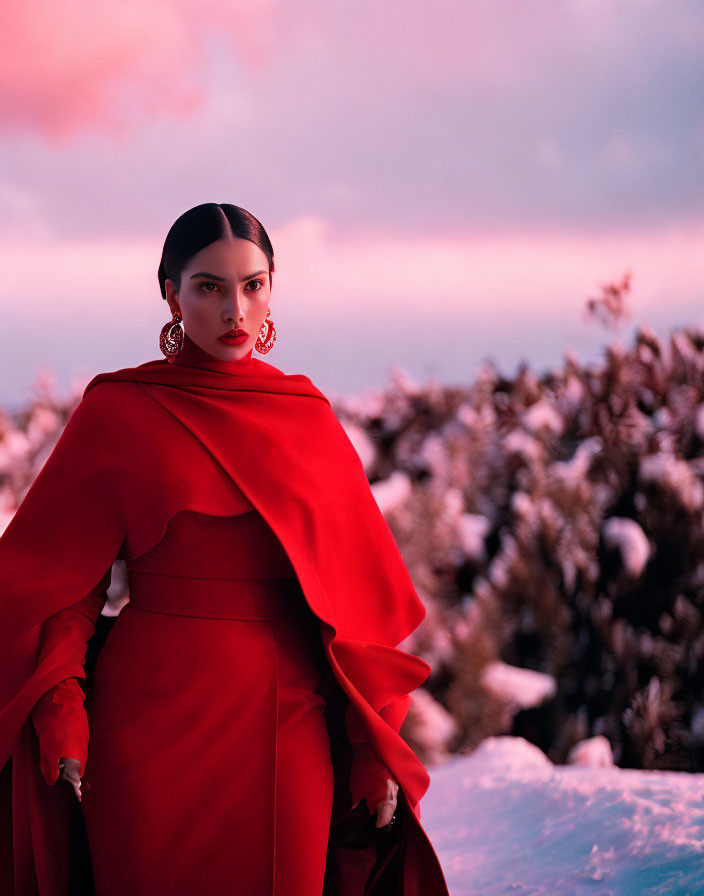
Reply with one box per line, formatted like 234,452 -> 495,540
0,0 -> 285,140
5,0 -> 703,142
0,0 -> 702,236
0,2 -> 198,139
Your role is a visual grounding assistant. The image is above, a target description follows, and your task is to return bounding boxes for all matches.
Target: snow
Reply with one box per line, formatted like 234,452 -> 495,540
341,420 -> 377,473
423,736 -> 704,895
639,453 -> 704,513
548,436 -> 603,490
0,428 -> 31,472
370,470 -> 412,515
522,399 -> 564,437
503,429 -> 545,464
420,433 -> 451,480
567,735 -> 615,768
480,661 -> 557,711
26,405 -> 61,445
407,688 -> 459,765
601,517 -> 651,579
456,513 -> 491,564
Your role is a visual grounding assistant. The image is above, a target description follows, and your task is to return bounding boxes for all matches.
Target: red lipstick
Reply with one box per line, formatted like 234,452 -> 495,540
218,328 -> 248,345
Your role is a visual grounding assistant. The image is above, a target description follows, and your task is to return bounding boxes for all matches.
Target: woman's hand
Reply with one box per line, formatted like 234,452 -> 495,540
349,742 -> 400,828
352,775 -> 399,827
58,757 -> 88,802
371,776 -> 398,827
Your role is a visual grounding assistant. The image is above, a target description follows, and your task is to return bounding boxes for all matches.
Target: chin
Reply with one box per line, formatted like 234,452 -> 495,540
215,339 -> 250,356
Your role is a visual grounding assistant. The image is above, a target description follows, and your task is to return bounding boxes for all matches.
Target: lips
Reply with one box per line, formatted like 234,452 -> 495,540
217,330 -> 249,345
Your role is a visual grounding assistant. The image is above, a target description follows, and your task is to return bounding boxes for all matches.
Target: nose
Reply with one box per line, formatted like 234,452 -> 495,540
224,290 -> 246,323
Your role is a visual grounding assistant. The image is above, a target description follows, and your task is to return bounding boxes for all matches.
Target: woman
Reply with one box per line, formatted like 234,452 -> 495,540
0,203 -> 450,895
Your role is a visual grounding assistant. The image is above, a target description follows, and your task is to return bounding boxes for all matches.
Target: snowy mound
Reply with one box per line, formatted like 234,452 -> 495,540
423,736 -> 704,895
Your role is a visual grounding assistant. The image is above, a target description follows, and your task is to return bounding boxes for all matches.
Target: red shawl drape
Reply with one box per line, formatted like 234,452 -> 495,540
0,348 -> 449,895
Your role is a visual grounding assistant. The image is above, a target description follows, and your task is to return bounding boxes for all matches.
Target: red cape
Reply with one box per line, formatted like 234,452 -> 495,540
0,348 -> 449,895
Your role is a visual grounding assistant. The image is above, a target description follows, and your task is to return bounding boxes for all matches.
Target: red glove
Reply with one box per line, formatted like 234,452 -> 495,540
29,574 -> 109,786
32,677 -> 89,785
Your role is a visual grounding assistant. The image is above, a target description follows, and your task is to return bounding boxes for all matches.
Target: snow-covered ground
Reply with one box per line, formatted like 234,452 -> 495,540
423,736 -> 704,895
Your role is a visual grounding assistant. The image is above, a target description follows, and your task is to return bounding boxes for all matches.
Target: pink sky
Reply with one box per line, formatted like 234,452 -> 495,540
1,0 -> 702,405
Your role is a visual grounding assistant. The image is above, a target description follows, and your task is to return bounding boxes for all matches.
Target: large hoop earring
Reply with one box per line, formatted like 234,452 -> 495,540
160,310 -> 183,362
255,308 -> 277,354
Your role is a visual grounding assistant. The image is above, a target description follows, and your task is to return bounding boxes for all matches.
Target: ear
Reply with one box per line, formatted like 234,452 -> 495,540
164,279 -> 181,316
268,268 -> 274,293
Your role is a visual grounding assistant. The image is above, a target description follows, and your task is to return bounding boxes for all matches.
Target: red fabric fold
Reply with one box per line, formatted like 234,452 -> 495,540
30,578 -> 109,786
31,679 -> 88,786
349,742 -> 395,810
0,343 -> 450,895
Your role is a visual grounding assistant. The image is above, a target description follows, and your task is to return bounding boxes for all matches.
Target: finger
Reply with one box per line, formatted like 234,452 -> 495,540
375,796 -> 396,814
64,772 -> 82,796
377,795 -> 399,827
373,797 -> 397,826
382,781 -> 398,806
375,806 -> 393,827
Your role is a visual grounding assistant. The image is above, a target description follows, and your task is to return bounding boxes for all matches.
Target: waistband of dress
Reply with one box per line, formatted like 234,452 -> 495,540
127,570 -> 305,620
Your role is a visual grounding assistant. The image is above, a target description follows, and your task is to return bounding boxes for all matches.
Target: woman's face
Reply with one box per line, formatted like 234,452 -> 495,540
164,237 -> 273,361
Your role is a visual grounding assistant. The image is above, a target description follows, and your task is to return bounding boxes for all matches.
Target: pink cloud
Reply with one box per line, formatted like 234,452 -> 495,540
2,0 -> 660,141
0,0 -> 281,140
0,2 -> 197,139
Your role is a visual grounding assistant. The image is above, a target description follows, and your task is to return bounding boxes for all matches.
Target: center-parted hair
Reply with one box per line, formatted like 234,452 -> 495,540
158,203 -> 275,300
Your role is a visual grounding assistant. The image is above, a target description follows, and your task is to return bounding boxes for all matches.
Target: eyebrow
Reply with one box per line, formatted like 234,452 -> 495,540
189,270 -> 267,283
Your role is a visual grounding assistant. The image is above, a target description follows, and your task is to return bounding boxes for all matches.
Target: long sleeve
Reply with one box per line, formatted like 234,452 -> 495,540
30,566 -> 111,785
318,635 -> 397,808
0,382 -> 126,769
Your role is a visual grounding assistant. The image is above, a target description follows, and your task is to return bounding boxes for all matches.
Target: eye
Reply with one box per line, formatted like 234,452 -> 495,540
247,279 -> 264,291
199,281 -> 221,293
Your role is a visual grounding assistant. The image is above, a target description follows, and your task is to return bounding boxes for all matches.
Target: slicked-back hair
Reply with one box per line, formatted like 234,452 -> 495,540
158,203 -> 275,299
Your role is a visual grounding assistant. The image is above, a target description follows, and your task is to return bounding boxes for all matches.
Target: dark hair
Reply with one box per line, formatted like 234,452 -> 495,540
158,203 -> 275,300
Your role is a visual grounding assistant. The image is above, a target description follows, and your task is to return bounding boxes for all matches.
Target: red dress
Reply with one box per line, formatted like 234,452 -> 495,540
32,503 -> 340,895
1,334 -> 451,895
